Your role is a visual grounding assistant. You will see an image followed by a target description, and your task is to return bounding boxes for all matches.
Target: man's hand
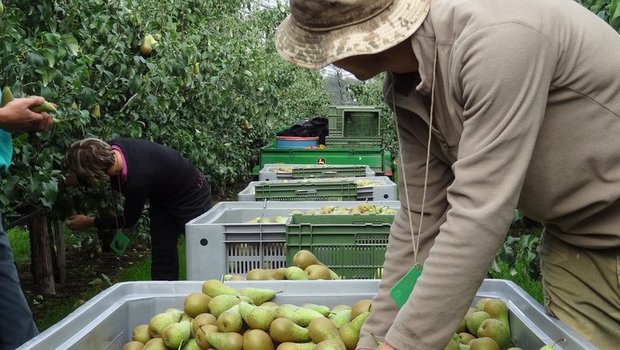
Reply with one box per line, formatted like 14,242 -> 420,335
0,97 -> 54,132
66,214 -> 95,231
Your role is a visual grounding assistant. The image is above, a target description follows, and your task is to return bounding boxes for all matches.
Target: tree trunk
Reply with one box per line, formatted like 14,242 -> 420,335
29,214 -> 56,295
54,220 -> 66,285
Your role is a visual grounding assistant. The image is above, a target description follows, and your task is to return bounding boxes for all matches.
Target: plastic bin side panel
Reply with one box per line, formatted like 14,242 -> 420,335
185,224 -> 226,280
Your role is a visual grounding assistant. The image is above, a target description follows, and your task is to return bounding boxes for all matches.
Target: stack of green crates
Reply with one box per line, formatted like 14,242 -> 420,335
255,181 -> 358,201
285,213 -> 394,279
326,105 -> 383,148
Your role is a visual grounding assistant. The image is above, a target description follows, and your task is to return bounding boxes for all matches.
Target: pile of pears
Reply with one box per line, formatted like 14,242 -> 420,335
444,298 -> 519,350
120,279 -> 374,350
246,204 -> 397,224
224,250 -> 340,281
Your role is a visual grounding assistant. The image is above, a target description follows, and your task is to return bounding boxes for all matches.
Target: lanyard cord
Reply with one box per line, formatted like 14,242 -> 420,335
391,47 -> 438,265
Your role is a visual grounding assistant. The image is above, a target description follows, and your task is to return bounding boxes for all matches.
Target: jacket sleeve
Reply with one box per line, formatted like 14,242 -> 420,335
357,100 -> 453,349
93,189 -> 148,229
384,24 -> 557,350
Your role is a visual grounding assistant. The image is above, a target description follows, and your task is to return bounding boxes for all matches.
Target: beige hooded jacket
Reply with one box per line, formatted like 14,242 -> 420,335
358,0 -> 620,349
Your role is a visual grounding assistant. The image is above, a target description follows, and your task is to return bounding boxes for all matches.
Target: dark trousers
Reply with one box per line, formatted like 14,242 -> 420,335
0,214 -> 38,349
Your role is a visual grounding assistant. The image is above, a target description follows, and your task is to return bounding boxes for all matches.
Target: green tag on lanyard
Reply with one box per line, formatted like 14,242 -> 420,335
390,264 -> 423,308
110,231 -> 130,256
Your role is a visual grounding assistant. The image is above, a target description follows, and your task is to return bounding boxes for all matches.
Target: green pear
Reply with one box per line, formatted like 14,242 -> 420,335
267,268 -> 287,280
304,304 -> 331,317
202,279 -> 239,298
195,324 -> 218,349
457,308 -> 477,333
239,302 -> 277,331
469,337 -> 500,350
315,339 -> 347,350
339,310 -> 370,350
477,318 -> 512,350
459,344 -> 471,350
331,305 -> 352,313
30,101 -> 57,113
476,298 -> 494,311
216,305 -> 244,333
246,268 -> 271,280
1,86 -> 14,107
458,332 -> 476,345
285,266 -> 309,280
243,329 -> 275,350
308,317 -> 343,344
327,268 -> 341,280
184,292 -> 212,318
276,304 -> 325,326
121,341 -> 144,350
305,264 -> 332,280
205,331 -> 244,350
269,317 -> 311,343
162,320 -> 191,349
276,342 -> 318,350
240,287 -> 277,305
350,299 -> 372,320
480,299 -> 511,329
142,337 -> 167,350
329,309 -> 352,329
132,324 -> 150,343
261,301 -> 279,308
465,311 -> 491,336
148,310 -> 183,338
192,313 -> 217,335
181,338 -> 202,350
208,294 -> 241,318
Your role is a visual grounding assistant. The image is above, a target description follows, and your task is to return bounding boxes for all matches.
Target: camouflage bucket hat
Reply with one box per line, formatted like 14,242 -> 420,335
275,0 -> 431,69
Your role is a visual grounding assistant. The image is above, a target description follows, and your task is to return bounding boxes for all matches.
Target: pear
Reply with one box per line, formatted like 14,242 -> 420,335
305,264 -> 332,280
267,268 -> 287,280
208,294 -> 241,318
240,287 -> 277,305
316,339 -> 347,350
205,331 -> 244,350
195,324 -> 218,349
246,268 -> 271,280
148,309 -> 183,338
329,309 -> 352,329
285,266 -> 308,280
350,299 -> 372,320
327,268 -> 341,280
139,34 -> 158,56
142,338 -> 167,350
277,304 -> 325,326
458,332 -> 476,345
180,313 -> 192,323
122,341 -> 145,350
458,308 -> 477,333
269,317 -> 311,343
132,324 -> 150,343
223,274 -> 244,281
181,338 -> 202,350
465,311 -> 491,336
469,337 -> 500,350
1,86 -> 14,106
293,250 -> 321,269
330,305 -> 352,313
339,311 -> 370,350
276,342 -> 318,350
202,279 -> 239,298
480,299 -> 510,329
308,317 -> 343,344
192,313 -> 217,335
216,305 -> 244,333
477,318 -> 512,350
30,101 -> 57,113
261,301 -> 279,308
162,320 -> 191,349
303,304 -> 331,317
239,302 -> 277,331
459,344 -> 471,350
243,329 -> 275,350
184,292 -> 212,318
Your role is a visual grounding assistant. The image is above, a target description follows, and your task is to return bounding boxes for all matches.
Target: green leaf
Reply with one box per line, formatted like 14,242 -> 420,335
63,34 -> 80,56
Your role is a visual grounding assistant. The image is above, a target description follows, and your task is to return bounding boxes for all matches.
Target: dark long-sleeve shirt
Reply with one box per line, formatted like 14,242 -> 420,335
93,138 -> 210,230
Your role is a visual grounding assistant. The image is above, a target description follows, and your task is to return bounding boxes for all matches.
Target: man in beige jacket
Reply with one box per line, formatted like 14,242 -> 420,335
276,0 -> 620,349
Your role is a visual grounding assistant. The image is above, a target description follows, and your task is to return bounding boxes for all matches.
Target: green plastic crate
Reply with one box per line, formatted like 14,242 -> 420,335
328,106 -> 381,138
291,165 -> 369,178
255,181 -> 358,201
286,214 -> 394,279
